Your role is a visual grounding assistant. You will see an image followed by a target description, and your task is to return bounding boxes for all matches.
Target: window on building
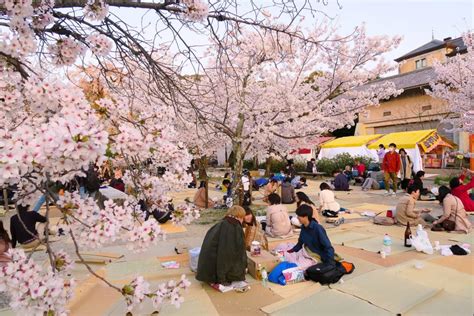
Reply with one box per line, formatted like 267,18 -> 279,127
415,58 -> 427,69
383,111 -> 391,117
422,105 -> 432,111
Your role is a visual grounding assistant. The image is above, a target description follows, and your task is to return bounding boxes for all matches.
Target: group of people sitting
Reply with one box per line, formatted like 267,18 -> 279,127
395,183 -> 472,234
196,202 -> 337,288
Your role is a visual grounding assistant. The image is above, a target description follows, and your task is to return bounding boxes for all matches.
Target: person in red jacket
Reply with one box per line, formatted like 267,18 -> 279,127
449,168 -> 474,212
382,143 -> 401,196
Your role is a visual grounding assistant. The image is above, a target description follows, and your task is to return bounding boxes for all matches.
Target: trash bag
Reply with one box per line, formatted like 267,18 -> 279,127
189,247 -> 201,272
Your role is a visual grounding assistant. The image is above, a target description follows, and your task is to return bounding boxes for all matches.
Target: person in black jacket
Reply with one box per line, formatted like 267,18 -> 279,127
196,206 -> 247,286
10,204 -> 47,248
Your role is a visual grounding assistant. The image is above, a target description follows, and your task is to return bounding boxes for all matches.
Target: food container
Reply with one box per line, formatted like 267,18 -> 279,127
250,241 -> 261,256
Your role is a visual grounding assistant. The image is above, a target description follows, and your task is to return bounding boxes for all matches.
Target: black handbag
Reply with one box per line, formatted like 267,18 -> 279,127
442,198 -> 458,232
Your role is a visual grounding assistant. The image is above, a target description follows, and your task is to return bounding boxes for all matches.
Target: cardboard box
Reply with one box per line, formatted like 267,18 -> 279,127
246,250 -> 280,280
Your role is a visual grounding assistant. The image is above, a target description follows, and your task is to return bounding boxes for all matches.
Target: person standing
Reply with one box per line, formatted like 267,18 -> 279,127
377,144 -> 386,163
382,143 -> 401,196
399,148 -> 413,191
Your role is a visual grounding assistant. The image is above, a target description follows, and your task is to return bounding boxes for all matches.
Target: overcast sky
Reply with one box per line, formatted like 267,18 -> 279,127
109,0 -> 472,74
325,0 -> 472,63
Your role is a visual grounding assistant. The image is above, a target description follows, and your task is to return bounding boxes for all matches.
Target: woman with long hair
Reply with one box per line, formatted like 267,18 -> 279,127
296,192 -> 320,223
399,148 -> 413,191
0,220 -> 11,265
432,186 -> 471,233
242,206 -> 268,251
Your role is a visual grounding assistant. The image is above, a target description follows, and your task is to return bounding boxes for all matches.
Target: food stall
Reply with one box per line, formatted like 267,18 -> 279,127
318,134 -> 382,160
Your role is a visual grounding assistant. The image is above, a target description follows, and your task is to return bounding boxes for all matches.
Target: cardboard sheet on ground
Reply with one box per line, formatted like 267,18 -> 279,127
333,269 -> 441,314
105,258 -> 162,281
327,231 -> 373,245
351,203 -> 392,213
107,281 -> 219,316
405,291 -> 474,316
271,289 -> 391,316
344,236 -> 413,255
384,260 -> 474,297
160,222 -> 187,234
267,281 -> 320,299
429,255 -> 474,275
205,282 -> 282,316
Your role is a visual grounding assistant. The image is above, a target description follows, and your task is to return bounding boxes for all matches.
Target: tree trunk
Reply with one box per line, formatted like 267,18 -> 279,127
2,188 -> 9,212
197,156 -> 209,208
265,156 -> 272,177
232,113 -> 245,206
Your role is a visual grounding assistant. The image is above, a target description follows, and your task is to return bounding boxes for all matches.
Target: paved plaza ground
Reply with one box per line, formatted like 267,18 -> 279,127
0,171 -> 473,315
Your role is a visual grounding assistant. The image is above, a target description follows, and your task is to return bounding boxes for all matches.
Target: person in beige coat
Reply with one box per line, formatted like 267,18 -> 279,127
432,186 -> 472,234
396,186 -> 435,226
193,181 -> 215,209
399,148 -> 413,191
264,193 -> 293,238
263,179 -> 279,203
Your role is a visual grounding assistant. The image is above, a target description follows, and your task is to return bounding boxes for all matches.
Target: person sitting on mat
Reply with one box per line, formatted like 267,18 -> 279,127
287,204 -> 338,264
10,204 -> 47,249
263,179 -> 279,203
243,206 -> 268,251
449,168 -> 474,212
333,169 -> 350,191
193,181 -> 216,209
431,186 -> 471,234
395,185 -> 435,227
319,182 -> 341,217
196,206 -> 248,286
263,193 -> 293,238
296,192 -> 321,224
281,177 -> 296,204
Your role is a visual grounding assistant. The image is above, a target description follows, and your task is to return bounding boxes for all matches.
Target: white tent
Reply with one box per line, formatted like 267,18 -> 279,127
317,135 -> 382,161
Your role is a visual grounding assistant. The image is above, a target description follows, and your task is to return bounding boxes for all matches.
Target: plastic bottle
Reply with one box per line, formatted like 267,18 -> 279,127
256,264 -> 262,280
261,267 -> 268,288
382,234 -> 392,255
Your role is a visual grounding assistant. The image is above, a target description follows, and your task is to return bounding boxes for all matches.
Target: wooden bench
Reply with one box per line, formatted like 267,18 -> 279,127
298,172 -> 327,179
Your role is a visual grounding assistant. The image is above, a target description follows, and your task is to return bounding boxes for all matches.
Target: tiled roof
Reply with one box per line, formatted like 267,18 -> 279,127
395,39 -> 444,62
394,37 -> 466,62
364,67 -> 436,91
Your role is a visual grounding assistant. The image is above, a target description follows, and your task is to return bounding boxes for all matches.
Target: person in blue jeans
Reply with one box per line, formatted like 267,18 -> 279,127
287,204 -> 335,264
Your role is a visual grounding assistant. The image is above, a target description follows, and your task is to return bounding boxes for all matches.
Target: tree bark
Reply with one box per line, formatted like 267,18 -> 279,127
2,188 -> 9,212
197,156 -> 209,208
265,156 -> 272,177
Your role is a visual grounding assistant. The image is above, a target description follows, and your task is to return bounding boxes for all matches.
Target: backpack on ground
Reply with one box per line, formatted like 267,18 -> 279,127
305,261 -> 355,285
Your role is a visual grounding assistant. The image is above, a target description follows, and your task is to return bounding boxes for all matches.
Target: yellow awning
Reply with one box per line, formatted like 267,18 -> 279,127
367,129 -> 438,150
321,134 -> 382,148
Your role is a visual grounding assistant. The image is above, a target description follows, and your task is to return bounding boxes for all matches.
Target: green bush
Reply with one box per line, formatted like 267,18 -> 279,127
316,153 -> 375,175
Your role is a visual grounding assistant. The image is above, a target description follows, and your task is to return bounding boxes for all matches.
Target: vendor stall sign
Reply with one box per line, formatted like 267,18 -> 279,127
420,132 -> 441,152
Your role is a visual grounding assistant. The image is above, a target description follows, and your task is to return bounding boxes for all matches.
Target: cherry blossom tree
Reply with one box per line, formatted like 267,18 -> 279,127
429,32 -> 474,133
0,0 -> 401,313
181,24 -> 402,189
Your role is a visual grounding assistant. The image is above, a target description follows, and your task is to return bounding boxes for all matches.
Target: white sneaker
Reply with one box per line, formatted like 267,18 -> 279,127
391,192 -> 396,196
384,191 -> 391,196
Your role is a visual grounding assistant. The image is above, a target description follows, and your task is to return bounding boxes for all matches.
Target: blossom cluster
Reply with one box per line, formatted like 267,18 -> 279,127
84,0 -> 110,21
429,32 -> 474,133
49,38 -> 87,66
123,275 -> 191,312
87,33 -> 113,56
0,249 -> 75,316
171,203 -> 201,226
181,0 -> 209,22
